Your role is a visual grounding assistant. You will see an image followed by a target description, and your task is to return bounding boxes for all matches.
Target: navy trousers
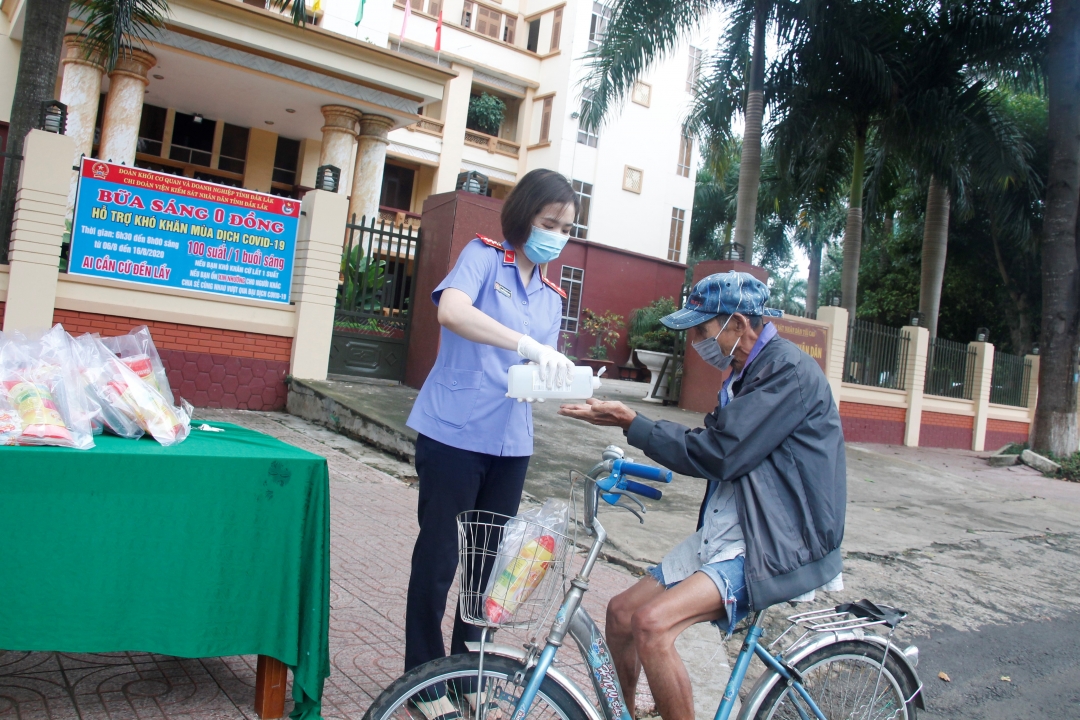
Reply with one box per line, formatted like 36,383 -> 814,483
404,433 -> 530,672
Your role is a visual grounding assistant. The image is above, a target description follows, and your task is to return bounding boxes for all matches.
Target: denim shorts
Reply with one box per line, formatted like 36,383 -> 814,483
648,556 -> 750,636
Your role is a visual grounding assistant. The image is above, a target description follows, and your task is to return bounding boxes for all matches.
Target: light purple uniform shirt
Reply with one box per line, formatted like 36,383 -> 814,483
406,237 -> 564,457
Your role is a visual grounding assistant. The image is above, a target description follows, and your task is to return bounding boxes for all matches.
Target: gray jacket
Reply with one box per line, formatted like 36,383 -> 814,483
626,336 -> 846,610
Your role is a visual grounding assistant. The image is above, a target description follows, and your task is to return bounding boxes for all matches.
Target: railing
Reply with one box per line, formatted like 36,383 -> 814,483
767,305 -> 816,320
408,117 -> 444,136
463,129 -> 520,157
990,351 -> 1032,407
844,320 -> 909,390
377,205 -> 422,231
337,214 -> 420,340
924,337 -> 976,399
717,242 -> 746,261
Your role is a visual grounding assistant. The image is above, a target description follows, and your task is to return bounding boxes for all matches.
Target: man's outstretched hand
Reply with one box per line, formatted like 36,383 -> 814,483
558,398 -> 637,430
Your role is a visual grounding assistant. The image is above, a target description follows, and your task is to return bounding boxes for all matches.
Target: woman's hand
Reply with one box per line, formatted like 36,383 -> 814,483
517,336 -> 574,388
558,399 -> 637,430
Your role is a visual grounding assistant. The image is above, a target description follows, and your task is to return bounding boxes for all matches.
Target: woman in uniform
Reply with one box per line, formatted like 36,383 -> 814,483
403,169 -> 579,716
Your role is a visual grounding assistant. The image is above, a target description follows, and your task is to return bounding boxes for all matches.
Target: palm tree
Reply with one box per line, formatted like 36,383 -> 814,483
579,0 -> 780,263
1032,0 -> 1080,456
770,267 -> 807,314
0,0 -> 72,259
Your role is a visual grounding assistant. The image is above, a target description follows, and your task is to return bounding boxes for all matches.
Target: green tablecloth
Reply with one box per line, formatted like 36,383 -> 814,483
0,422 -> 330,719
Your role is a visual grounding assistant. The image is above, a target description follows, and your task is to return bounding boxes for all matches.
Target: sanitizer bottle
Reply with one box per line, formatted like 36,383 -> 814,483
506,365 -> 604,400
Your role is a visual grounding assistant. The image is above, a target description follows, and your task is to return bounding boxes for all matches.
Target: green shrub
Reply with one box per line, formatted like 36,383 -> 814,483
1050,451 -> 1080,483
466,93 -> 506,136
629,298 -> 679,354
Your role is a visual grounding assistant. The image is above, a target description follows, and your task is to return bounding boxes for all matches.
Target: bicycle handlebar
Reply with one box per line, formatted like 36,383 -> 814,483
615,460 -> 673,484
621,479 -> 663,500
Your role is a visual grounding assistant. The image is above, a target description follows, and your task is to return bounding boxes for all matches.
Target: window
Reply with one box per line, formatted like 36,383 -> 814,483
687,46 -> 702,93
527,18 -> 540,52
539,96 -> 553,142
622,165 -> 643,193
427,0 -> 440,15
476,5 -> 500,38
218,123 -> 249,175
559,266 -> 584,332
668,207 -> 686,261
136,104 -> 167,156
577,90 -> 599,147
463,1 -> 515,44
380,164 -> 416,212
169,112 -> 215,167
589,1 -> 613,50
462,1 -> 473,27
551,7 -> 562,50
503,15 -> 516,44
631,81 -> 651,107
677,125 -> 693,177
571,180 -> 592,239
273,137 -> 301,185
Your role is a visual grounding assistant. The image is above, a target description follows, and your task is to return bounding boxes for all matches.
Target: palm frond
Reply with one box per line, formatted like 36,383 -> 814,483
71,0 -> 168,71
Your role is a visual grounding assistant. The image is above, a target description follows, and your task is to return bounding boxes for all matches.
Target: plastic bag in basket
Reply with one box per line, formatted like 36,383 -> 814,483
79,334 -> 190,446
0,325 -> 95,449
101,326 -> 174,405
72,334 -> 145,440
0,334 -> 20,445
483,498 -> 569,624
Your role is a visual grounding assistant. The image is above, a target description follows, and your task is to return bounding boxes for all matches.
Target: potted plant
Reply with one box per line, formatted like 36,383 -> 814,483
466,92 -> 506,136
629,298 -> 679,401
579,309 -> 623,375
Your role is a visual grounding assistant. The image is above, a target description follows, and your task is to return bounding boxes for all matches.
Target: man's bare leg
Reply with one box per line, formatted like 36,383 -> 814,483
605,576 -> 666,717
631,572 -> 724,720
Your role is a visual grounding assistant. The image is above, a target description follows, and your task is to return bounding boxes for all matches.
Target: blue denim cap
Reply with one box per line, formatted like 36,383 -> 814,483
661,271 -> 783,330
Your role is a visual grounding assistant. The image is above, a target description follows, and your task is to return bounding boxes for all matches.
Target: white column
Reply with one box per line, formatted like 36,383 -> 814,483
59,34 -> 104,213
318,105 -> 361,191
348,114 -> 394,224
969,340 -> 995,451
3,130 -> 76,332
815,306 -> 849,403
98,49 -> 156,165
435,63 -> 474,193
902,326 -> 930,447
290,189 -> 350,381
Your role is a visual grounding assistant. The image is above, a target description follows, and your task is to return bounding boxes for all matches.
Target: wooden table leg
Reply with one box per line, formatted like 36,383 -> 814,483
255,655 -> 287,719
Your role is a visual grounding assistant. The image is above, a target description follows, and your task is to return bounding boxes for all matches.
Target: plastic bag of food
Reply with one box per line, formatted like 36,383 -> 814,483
101,325 -> 174,405
0,325 -> 95,449
79,333 -> 190,446
483,499 -> 568,623
0,332 -> 20,445
73,334 -> 144,440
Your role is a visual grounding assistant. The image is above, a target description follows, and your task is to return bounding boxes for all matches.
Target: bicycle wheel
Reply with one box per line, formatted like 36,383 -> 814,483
362,654 -> 591,720
754,640 -> 918,720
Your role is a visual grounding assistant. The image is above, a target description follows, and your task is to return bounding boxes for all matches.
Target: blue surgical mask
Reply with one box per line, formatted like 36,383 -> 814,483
523,225 -> 569,264
692,316 -> 740,371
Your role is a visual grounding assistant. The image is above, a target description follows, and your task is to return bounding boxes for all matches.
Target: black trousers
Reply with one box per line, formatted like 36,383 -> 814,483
404,433 -> 530,672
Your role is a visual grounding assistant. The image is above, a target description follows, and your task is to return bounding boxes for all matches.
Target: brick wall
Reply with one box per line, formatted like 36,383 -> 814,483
985,418 -> 1030,450
52,309 -> 292,410
839,402 -> 906,445
920,411 -> 973,449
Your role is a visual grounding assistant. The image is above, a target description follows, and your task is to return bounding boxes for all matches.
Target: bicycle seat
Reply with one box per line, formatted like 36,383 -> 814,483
836,599 -> 906,628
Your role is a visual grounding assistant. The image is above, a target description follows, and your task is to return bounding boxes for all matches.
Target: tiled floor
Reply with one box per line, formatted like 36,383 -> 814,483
0,411 -> 646,719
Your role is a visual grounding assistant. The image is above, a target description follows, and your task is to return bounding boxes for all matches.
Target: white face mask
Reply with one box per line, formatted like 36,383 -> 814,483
692,316 -> 739,371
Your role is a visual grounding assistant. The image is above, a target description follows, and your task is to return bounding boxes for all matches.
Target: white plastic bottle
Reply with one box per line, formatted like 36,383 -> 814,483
506,365 -> 604,400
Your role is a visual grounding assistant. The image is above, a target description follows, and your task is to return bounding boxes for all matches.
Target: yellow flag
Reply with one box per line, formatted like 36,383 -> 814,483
312,0 -> 322,12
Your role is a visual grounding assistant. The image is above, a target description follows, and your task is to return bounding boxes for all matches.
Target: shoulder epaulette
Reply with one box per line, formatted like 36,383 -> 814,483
542,275 -> 568,298
477,234 -> 504,251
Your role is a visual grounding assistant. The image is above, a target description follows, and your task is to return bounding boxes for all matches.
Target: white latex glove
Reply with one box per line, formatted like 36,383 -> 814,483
517,335 -> 575,389
505,392 -> 545,403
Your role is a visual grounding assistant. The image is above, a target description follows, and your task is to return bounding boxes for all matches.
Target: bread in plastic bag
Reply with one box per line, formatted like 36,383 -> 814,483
101,325 -> 174,405
483,498 -> 569,623
73,334 -> 145,440
0,325 -> 95,449
79,333 -> 190,446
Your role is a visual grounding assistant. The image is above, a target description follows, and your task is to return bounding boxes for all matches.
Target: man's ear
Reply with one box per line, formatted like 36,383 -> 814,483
731,313 -> 748,333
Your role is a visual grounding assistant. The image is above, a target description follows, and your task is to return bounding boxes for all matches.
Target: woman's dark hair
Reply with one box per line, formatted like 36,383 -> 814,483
500,169 -> 579,246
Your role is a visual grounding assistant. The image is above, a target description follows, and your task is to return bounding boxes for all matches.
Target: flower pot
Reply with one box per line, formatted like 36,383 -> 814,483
633,349 -> 673,402
580,358 -> 615,377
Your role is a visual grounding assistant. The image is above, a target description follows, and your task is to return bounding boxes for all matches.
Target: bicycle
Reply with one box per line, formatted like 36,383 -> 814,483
364,445 -> 925,720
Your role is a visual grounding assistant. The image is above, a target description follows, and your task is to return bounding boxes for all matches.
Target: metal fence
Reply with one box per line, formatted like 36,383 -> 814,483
924,337 -> 976,399
990,352 -> 1032,407
844,320 -> 909,390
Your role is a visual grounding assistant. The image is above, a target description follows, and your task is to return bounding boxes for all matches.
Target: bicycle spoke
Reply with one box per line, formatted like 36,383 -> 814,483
763,653 -> 907,720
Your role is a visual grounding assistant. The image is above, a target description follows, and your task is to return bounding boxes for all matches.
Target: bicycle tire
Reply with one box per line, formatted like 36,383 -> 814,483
362,654 -> 592,720
752,639 -> 918,720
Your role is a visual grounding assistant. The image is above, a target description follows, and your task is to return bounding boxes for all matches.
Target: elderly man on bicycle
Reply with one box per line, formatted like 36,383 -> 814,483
559,271 -> 846,720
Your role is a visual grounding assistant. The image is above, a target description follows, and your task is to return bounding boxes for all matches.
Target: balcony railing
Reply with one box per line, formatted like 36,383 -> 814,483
377,206 -> 422,232
407,117 -> 444,136
463,129 -> 520,158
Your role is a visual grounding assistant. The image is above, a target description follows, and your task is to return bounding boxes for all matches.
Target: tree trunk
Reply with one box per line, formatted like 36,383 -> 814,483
1032,0 -> 1080,457
840,127 -> 867,319
0,0 -> 72,258
806,240 -> 822,315
919,175 -> 951,339
732,0 -> 767,263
